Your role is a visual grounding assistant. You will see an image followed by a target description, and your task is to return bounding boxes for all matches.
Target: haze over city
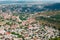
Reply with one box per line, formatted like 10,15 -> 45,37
0,0 -> 60,2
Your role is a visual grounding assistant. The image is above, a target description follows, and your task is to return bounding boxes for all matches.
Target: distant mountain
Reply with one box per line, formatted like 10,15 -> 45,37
44,3 -> 60,11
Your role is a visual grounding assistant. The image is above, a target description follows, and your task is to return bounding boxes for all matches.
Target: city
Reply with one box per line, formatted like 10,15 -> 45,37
0,1 -> 60,40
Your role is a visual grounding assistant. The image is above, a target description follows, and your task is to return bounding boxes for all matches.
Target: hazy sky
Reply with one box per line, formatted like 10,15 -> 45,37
0,0 -> 58,1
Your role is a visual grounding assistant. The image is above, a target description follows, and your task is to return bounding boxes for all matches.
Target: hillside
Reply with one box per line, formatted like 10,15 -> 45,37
35,11 -> 60,30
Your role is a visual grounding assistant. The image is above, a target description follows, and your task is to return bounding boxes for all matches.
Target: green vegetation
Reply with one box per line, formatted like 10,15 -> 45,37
49,37 -> 60,40
11,32 -> 25,40
19,14 -> 28,20
11,32 -> 23,38
19,16 -> 26,20
50,14 -> 60,20
35,11 -> 60,29
6,21 -> 12,25
36,16 -> 59,23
